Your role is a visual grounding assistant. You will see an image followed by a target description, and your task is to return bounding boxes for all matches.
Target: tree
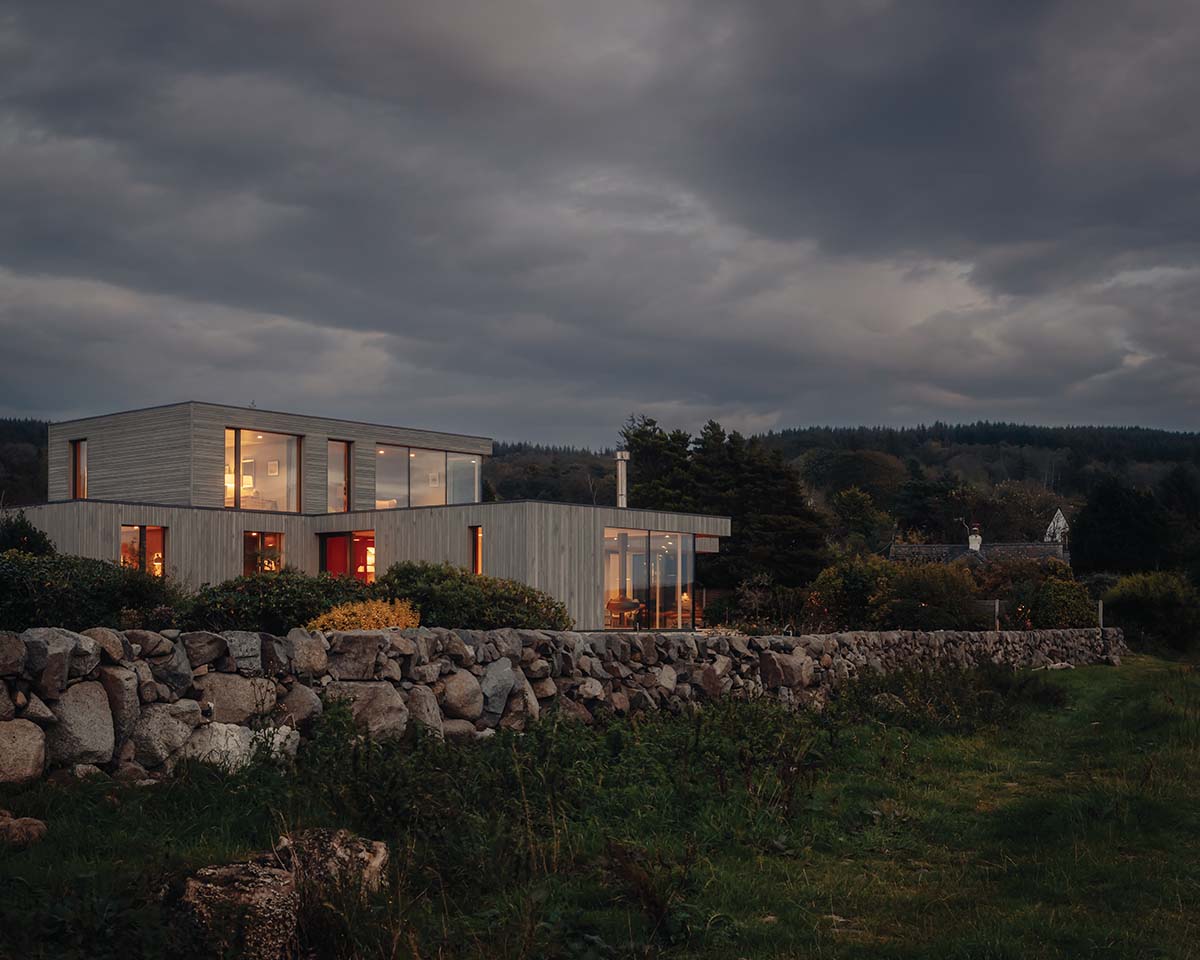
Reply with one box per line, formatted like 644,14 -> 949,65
620,416 -> 829,589
831,487 -> 893,553
1071,477 -> 1171,574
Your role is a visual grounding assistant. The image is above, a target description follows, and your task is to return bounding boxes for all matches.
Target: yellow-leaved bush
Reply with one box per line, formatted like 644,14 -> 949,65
306,598 -> 420,631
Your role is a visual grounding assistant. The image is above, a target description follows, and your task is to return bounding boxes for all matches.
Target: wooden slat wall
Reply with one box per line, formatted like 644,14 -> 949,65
17,501 -> 315,586
47,405 -> 193,505
17,500 -> 730,630
187,403 -> 492,511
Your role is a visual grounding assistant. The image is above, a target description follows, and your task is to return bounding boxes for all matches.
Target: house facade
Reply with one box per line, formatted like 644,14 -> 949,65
16,402 -> 729,630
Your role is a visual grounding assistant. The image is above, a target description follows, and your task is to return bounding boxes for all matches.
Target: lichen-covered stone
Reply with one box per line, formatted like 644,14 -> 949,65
46,681 -> 114,766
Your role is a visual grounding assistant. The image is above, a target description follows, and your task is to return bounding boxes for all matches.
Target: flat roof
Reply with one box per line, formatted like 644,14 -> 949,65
50,400 -> 494,445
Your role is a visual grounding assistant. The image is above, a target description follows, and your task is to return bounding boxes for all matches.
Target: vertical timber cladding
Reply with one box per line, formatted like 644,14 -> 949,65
16,501 -> 317,585
47,403 -> 193,505
187,402 -> 492,510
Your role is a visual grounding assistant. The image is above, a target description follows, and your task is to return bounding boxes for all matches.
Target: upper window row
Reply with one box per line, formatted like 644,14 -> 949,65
375,445 -> 480,509
223,428 -> 482,513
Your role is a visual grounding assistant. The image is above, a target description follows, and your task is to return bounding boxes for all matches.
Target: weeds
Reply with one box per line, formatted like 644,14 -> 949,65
3,658 -> 1200,959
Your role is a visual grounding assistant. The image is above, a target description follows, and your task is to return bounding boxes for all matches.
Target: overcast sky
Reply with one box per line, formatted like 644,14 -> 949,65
1,1 -> 1197,445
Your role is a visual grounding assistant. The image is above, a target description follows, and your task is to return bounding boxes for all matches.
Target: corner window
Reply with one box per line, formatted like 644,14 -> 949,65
71,439 -> 88,499
448,453 -> 481,504
327,440 -> 351,512
120,525 -> 166,577
603,528 -> 696,630
243,531 -> 284,575
224,428 -> 301,512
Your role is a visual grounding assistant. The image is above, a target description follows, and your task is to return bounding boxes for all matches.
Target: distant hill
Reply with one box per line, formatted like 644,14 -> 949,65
4,417 -> 1198,509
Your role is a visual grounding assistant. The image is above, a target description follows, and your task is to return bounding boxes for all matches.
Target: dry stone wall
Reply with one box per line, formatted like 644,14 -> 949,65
0,625 -> 1126,785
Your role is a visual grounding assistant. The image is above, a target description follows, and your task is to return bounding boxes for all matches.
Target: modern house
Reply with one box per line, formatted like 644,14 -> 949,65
13,402 -> 730,630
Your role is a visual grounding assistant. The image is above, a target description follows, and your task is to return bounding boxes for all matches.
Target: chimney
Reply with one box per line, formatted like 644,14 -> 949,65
615,450 -> 630,508
968,523 -> 982,552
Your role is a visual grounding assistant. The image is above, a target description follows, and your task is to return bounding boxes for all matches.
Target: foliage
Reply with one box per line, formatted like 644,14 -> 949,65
0,417 -> 48,506
187,568 -> 368,635
1028,577 -> 1098,629
484,441 -> 615,505
1072,476 -> 1172,574
306,598 -> 420,631
622,416 -> 830,588
0,509 -> 55,555
373,561 -> 573,630
0,550 -> 186,632
803,553 -> 896,630
1104,572 -> 1200,652
14,658 -> 1200,960
870,562 -> 988,630
829,486 -> 893,553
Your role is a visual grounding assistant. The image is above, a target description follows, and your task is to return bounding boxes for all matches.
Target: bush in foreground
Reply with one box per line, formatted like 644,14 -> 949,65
1103,571 -> 1200,652
307,598 -> 420,631
187,569 -> 368,635
0,511 -> 55,556
0,550 -> 185,632
373,561 -> 574,630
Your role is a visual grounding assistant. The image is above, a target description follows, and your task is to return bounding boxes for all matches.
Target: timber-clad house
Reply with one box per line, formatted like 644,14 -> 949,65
16,402 -> 729,631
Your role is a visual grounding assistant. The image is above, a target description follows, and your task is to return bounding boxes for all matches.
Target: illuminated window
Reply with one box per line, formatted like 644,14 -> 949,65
319,530 -> 375,583
327,440 -> 351,512
375,445 -> 409,509
120,525 -> 166,577
224,428 -> 301,512
603,529 -> 696,630
71,439 -> 88,499
469,525 -> 483,575
243,531 -> 285,575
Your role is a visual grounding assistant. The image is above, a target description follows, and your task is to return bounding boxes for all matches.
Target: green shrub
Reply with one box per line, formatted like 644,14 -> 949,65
1028,577 -> 1098,628
373,561 -> 573,630
803,553 -> 896,630
187,569 -> 368,635
0,510 -> 55,556
0,550 -> 186,632
871,563 -> 988,630
1103,572 -> 1200,652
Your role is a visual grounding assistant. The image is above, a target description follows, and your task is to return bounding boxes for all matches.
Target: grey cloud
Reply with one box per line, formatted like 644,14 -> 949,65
0,0 -> 1197,444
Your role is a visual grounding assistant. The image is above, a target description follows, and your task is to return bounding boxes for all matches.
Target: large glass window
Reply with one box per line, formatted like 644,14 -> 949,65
410,449 -> 446,507
243,531 -> 284,575
603,528 -> 650,629
319,530 -> 375,583
447,453 -> 481,505
604,529 -> 696,629
375,444 -> 408,508
327,440 -> 351,512
71,439 -> 88,499
120,525 -> 166,577
224,428 -> 300,512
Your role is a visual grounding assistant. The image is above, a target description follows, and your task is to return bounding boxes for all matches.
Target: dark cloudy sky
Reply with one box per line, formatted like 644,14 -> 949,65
1,1 -> 1197,444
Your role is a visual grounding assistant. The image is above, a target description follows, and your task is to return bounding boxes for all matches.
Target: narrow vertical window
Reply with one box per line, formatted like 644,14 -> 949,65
224,428 -> 237,507
71,439 -> 88,499
469,525 -> 483,575
328,440 -> 351,512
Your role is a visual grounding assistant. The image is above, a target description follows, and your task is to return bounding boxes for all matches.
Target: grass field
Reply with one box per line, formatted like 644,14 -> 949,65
3,655 -> 1199,959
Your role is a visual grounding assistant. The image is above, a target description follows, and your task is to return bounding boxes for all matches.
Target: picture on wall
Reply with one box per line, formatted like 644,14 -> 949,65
267,459 -> 280,477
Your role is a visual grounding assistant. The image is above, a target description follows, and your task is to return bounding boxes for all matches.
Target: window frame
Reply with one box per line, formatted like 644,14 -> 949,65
70,438 -> 88,499
224,427 -> 303,512
327,439 -> 352,513
120,524 -> 167,577
243,530 -> 285,575
469,524 -> 483,575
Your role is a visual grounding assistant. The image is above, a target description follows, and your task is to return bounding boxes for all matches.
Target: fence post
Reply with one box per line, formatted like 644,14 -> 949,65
994,598 -> 1000,631
1098,599 -> 1104,629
